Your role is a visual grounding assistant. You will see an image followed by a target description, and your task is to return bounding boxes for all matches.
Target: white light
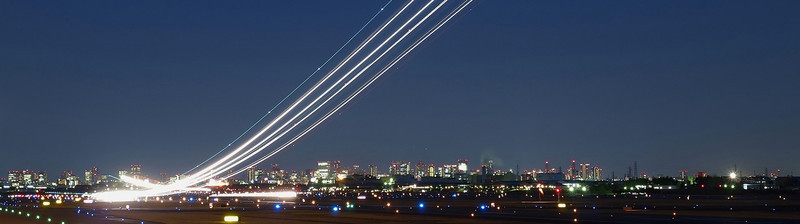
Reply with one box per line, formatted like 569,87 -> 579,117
224,216 -> 239,222
729,172 -> 737,179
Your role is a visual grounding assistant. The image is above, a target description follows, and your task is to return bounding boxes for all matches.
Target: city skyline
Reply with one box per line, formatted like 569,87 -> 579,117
2,157 -> 787,186
2,1 -> 799,180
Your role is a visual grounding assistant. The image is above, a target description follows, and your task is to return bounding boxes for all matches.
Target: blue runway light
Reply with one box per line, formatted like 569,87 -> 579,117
275,204 -> 281,209
332,206 -> 339,212
418,203 -> 424,208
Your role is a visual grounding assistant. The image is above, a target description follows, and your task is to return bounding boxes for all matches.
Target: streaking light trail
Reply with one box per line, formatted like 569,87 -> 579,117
92,0 -> 475,202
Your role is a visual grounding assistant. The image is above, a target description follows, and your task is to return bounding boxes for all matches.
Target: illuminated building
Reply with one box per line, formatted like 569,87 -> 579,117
7,171 -> 21,188
389,161 -> 410,175
331,160 -> 341,173
367,164 -> 378,177
247,166 -> 256,184
314,161 -> 332,184
414,160 -> 426,178
442,164 -> 457,178
457,159 -> 468,174
58,170 -> 79,188
84,166 -> 99,185
130,164 -> 142,179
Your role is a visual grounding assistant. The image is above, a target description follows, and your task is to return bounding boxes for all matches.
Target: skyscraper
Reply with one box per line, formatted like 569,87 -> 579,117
84,166 -> 99,185
130,164 -> 142,179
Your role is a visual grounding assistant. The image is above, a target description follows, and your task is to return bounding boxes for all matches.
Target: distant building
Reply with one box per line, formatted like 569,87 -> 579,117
314,161 -> 332,184
130,164 -> 142,179
84,166 -> 99,185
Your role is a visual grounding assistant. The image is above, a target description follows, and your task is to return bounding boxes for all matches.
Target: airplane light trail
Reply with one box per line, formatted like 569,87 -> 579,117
182,0 -> 396,176
93,0 -> 475,202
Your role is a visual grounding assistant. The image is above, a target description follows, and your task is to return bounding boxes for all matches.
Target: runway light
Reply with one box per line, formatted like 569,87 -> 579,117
418,203 -> 424,208
43,201 -> 51,206
275,204 -> 281,209
332,207 -> 340,212
223,215 -> 239,222
558,203 -> 567,208
55,200 -> 62,204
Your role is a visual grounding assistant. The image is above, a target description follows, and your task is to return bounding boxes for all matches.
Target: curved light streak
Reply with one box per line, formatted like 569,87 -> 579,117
96,0 -> 474,202
224,0 -> 473,179
182,0 -> 396,175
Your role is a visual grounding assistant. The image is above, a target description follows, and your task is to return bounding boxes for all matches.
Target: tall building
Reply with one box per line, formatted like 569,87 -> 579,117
247,166 -> 257,184
315,161 -> 332,184
84,166 -> 99,185
390,161 -> 409,175
59,170 -> 79,188
7,171 -> 22,188
414,160 -> 427,178
442,164 -> 457,178
580,163 -> 589,180
367,164 -> 378,177
35,170 -> 47,186
331,160 -> 341,173
130,164 -> 142,179
569,160 -> 577,180
457,159 -> 468,174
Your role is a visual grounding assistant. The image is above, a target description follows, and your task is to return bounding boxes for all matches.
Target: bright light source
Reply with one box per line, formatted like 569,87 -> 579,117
274,204 -> 281,209
558,203 -> 567,208
83,200 -> 94,204
729,172 -> 737,179
418,203 -> 424,208
55,200 -> 62,204
42,201 -> 51,206
357,195 -> 366,200
223,216 -> 239,222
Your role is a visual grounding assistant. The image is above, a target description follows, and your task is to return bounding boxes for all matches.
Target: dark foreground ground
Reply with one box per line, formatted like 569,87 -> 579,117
2,194 -> 799,224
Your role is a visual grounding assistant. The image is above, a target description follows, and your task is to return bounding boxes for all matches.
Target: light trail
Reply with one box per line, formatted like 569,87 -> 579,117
224,0 -> 474,179
96,0 -> 475,202
210,192 -> 297,198
191,0 -> 440,186
181,0 -> 395,175
176,0 -> 421,188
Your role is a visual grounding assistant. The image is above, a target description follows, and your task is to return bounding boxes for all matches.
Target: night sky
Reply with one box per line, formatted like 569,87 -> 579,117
1,0 -> 799,178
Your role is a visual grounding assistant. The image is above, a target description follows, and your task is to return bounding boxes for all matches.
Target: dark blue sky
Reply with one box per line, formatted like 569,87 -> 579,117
1,1 -> 799,178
